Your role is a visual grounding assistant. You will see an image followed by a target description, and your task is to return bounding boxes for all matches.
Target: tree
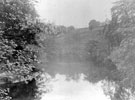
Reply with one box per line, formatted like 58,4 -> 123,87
67,26 -> 75,32
103,0 -> 135,51
88,20 -> 100,31
0,0 -> 49,99
106,36 -> 135,100
110,36 -> 135,87
56,25 -> 68,35
111,0 -> 135,27
102,0 -> 135,99
85,39 -> 120,84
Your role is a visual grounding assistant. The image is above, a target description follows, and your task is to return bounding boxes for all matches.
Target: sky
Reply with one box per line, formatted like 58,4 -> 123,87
36,0 -> 115,28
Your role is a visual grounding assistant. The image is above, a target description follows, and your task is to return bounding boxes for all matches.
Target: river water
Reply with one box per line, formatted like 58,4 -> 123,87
40,30 -> 111,100
41,73 -> 110,100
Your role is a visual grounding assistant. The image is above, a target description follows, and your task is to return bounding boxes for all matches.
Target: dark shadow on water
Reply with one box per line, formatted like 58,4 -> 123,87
0,79 -> 39,100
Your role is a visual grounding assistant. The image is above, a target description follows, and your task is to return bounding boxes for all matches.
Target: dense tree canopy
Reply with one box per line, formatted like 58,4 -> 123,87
103,0 -> 135,50
111,0 -> 135,27
101,0 -> 135,100
0,0 -> 52,100
86,0 -> 135,100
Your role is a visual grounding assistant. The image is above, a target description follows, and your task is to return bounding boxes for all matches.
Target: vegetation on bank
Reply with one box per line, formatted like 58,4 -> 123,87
87,0 -> 135,100
0,0 -> 56,100
1,0 -> 135,100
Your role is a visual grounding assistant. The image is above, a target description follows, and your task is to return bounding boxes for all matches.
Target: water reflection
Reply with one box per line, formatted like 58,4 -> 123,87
39,29 -> 117,100
41,73 -> 110,100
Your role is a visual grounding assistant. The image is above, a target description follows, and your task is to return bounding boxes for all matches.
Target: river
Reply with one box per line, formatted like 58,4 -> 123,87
40,29 -> 111,100
41,73 -> 110,100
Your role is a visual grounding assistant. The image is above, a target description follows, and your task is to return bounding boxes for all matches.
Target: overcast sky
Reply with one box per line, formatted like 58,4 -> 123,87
36,0 -> 115,28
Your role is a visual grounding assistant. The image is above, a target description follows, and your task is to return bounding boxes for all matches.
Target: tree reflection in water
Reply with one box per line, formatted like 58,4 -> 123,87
0,79 -> 37,100
0,73 -> 52,100
41,73 -> 111,100
0,73 -> 119,100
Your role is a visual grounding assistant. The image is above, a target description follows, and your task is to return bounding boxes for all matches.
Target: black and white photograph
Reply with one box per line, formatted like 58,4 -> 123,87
0,0 -> 135,100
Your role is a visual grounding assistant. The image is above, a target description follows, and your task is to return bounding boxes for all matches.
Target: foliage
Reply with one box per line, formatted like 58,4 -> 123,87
87,1 -> 135,99
0,0 -> 52,99
102,80 -> 134,100
110,36 -> 135,89
55,25 -> 67,35
103,0 -> 135,50
67,26 -> 75,32
55,25 -> 75,35
0,0 -> 40,81
88,19 -> 100,31
86,40 -> 108,64
86,40 -> 121,83
101,0 -> 135,99
111,0 -> 135,27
